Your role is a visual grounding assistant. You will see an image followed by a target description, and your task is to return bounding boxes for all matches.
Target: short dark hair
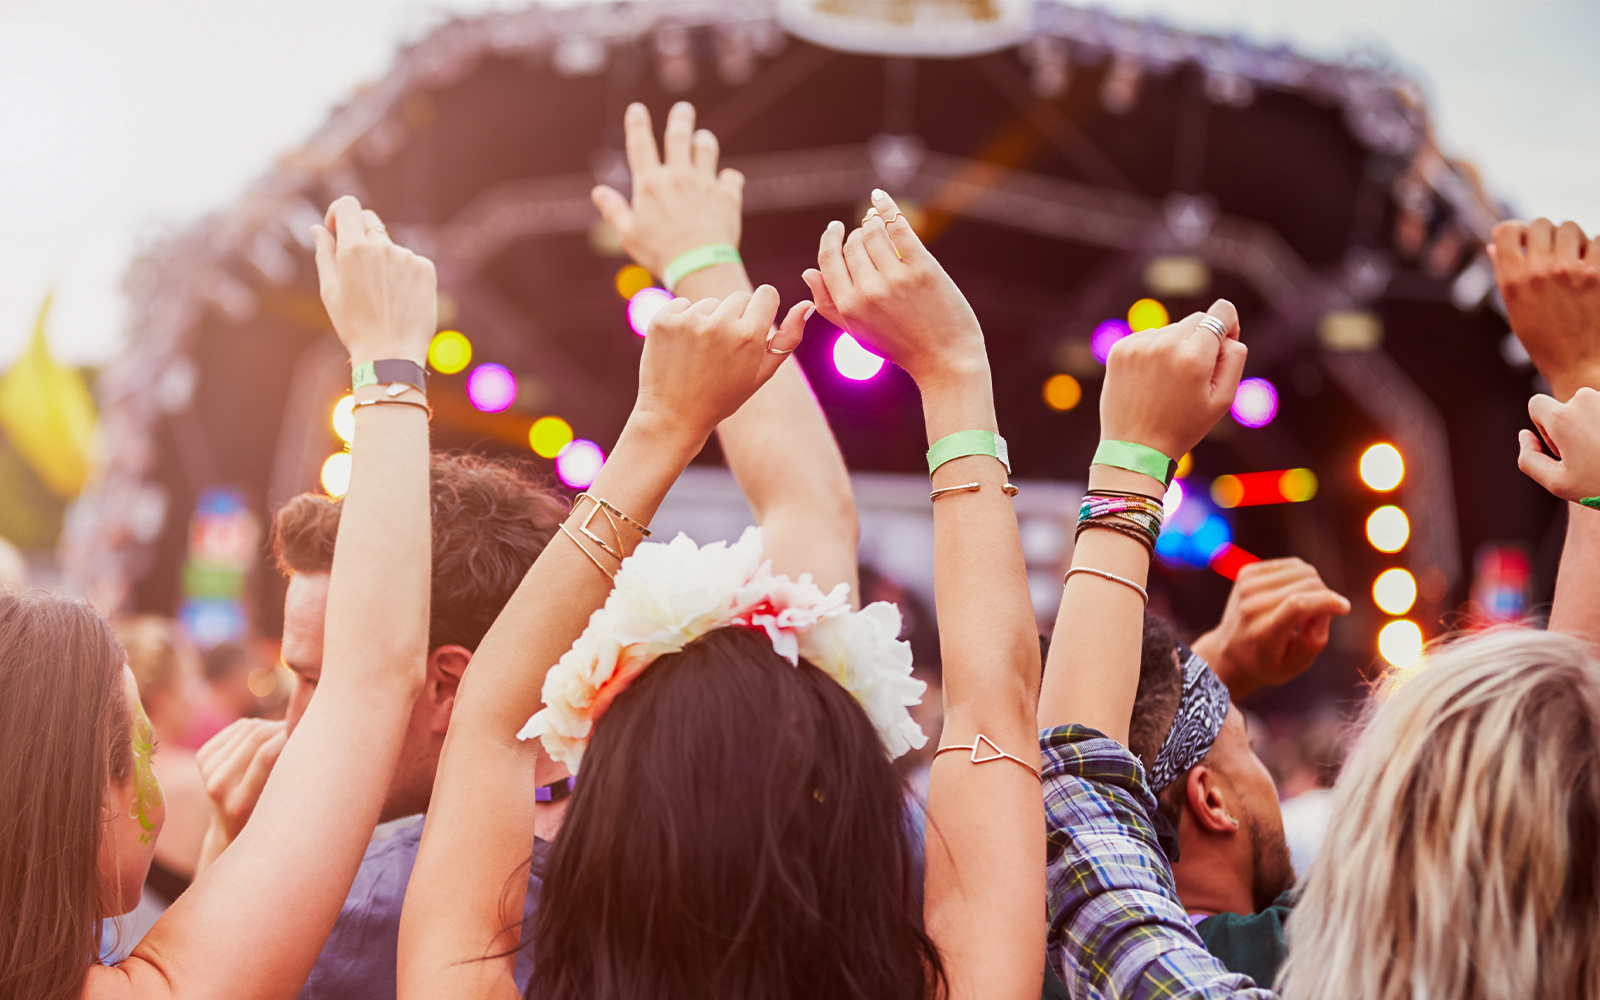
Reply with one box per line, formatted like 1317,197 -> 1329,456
270,452 -> 567,652
1128,614 -> 1188,829
530,626 -> 944,1000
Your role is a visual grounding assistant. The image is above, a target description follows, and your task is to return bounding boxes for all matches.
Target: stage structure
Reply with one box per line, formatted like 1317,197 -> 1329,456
69,0 -> 1553,708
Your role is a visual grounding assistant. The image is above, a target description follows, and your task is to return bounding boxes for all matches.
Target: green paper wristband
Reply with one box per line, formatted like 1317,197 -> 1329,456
1581,497 -> 1600,511
1092,440 -> 1176,487
926,430 -> 1010,477
662,244 -> 742,291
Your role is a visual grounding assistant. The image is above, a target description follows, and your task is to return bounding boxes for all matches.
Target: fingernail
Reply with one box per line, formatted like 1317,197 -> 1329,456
803,305 -> 816,323
829,220 -> 843,232
872,188 -> 886,201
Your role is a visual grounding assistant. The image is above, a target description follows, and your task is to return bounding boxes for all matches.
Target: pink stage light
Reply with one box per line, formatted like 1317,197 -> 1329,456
1090,319 -> 1132,364
628,286 -> 675,337
1231,377 -> 1278,428
556,439 -> 605,488
466,363 -> 517,412
833,333 -> 885,381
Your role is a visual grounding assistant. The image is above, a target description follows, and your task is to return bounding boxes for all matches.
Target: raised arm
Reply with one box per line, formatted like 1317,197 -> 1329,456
1189,557 -> 1350,700
594,101 -> 858,597
398,287 -> 811,999
89,198 -> 434,1000
1489,219 -> 1600,642
803,190 -> 1043,1000
1038,302 -> 1245,741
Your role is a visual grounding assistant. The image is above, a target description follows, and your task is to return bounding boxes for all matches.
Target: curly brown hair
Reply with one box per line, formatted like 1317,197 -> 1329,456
270,452 -> 568,652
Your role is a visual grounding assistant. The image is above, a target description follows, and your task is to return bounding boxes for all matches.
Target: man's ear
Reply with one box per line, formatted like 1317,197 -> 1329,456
424,644 -> 473,733
1184,763 -> 1241,835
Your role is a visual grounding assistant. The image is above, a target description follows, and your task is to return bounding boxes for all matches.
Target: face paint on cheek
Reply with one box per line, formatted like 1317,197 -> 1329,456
129,699 -> 164,845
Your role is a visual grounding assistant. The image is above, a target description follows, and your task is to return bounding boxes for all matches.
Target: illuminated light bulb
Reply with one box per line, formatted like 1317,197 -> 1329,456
1278,468 -> 1318,503
556,439 -> 605,489
320,451 -> 352,498
1366,505 -> 1410,553
1163,478 -> 1184,520
628,286 -> 675,337
1090,318 -> 1131,364
332,394 -> 355,444
1231,377 -> 1278,428
529,416 -> 574,459
1042,373 -> 1081,411
614,265 -> 654,300
1127,297 -> 1169,332
1175,452 -> 1193,479
428,330 -> 472,374
833,333 -> 885,381
466,363 -> 518,412
1360,443 -> 1404,491
1211,475 -> 1244,509
1378,618 -> 1424,668
1373,568 -> 1418,615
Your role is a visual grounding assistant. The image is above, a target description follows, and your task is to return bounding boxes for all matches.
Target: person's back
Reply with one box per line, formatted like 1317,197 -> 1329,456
1279,628 -> 1600,999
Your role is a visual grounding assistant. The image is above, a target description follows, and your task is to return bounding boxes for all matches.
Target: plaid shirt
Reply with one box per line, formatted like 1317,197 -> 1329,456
1042,725 -> 1278,1000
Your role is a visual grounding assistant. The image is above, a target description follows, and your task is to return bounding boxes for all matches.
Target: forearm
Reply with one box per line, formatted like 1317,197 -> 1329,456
1039,466 -> 1162,744
1549,502 -> 1600,644
400,413 -> 701,996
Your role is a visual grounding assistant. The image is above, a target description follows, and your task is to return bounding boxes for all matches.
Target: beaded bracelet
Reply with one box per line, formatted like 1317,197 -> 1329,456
1075,518 -> 1156,555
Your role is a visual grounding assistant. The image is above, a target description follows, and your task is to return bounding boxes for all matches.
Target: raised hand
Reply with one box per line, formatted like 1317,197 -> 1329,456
312,196 -> 437,365
634,286 -> 811,442
1518,388 -> 1600,503
1100,299 -> 1248,461
196,718 -> 286,844
802,189 -> 988,390
1189,558 -> 1351,699
1489,219 -> 1600,402
591,102 -> 743,279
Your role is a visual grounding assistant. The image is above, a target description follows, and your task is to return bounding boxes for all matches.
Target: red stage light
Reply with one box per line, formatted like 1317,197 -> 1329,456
1211,468 -> 1318,508
1208,543 -> 1260,581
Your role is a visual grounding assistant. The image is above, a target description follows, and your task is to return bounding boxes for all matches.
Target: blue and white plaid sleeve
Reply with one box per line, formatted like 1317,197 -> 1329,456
1042,725 -> 1278,1000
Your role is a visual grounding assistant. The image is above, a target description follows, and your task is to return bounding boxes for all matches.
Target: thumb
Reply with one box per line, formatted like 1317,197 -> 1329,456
757,300 -> 813,383
801,269 -> 845,329
1212,340 -> 1249,406
312,224 -> 337,294
1518,427 -> 1570,497
590,185 -> 633,234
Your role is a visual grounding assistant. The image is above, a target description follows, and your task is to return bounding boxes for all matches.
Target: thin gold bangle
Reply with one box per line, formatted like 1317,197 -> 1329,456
929,482 -> 1021,502
559,522 -> 615,582
934,734 -> 1041,781
577,492 -> 652,538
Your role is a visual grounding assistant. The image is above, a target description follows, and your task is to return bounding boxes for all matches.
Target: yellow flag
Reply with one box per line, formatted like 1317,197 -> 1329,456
0,294 -> 97,498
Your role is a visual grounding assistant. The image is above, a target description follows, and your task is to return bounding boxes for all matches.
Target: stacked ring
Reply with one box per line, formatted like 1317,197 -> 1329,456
1197,314 -> 1228,340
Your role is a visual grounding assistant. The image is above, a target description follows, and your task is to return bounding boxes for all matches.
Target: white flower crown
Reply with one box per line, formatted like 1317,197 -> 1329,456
518,526 -> 928,772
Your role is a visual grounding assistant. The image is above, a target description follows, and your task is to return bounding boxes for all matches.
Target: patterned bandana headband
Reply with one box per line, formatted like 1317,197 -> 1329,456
1146,644 -> 1232,792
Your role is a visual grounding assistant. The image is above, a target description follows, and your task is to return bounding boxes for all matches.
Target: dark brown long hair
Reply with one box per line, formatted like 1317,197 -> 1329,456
0,591 -> 130,1000
529,626 -> 943,1000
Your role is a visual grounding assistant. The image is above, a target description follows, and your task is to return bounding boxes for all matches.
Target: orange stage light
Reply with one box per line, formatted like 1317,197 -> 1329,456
1210,468 -> 1318,508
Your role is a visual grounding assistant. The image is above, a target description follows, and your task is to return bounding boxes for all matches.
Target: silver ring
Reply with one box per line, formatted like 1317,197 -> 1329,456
1197,314 -> 1228,340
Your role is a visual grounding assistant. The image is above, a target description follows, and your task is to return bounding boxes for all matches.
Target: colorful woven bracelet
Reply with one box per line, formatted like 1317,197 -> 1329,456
1092,439 -> 1176,487
1075,518 -> 1156,555
662,244 -> 743,291
1079,492 -> 1164,548
927,429 -> 1011,476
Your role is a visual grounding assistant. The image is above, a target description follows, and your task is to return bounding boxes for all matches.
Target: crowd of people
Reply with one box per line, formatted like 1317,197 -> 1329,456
2,99 -> 1599,1000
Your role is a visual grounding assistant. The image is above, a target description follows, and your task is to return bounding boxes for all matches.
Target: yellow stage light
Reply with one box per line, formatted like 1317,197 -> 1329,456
321,451 -> 352,498
529,416 -> 574,459
1378,619 -> 1424,668
1366,505 -> 1410,553
1212,475 -> 1244,508
332,394 -> 355,444
1042,373 -> 1082,411
1373,568 -> 1417,615
1127,298 -> 1169,332
428,330 -> 473,374
1175,452 -> 1193,479
614,265 -> 655,300
1278,468 -> 1318,503
1360,443 -> 1404,491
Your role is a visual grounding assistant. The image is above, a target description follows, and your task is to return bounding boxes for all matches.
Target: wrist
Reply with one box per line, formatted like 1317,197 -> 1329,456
621,406 -> 708,465
671,261 -> 752,302
1086,464 -> 1167,498
918,362 -> 997,443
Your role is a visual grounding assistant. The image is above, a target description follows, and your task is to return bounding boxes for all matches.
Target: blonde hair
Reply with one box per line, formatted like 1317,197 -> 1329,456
1279,627 -> 1600,999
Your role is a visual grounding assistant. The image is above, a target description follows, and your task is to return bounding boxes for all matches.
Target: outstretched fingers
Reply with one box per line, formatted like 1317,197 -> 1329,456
693,128 -> 720,175
662,101 -> 695,168
859,208 -> 901,271
622,102 -> 661,183
868,189 -> 927,262
590,185 -> 633,233
815,220 -> 853,306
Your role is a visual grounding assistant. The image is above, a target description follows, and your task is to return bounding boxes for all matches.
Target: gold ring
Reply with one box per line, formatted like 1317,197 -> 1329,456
766,346 -> 795,356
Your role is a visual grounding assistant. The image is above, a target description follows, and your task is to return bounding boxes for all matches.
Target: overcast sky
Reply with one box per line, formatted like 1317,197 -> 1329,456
1,0 -> 1595,368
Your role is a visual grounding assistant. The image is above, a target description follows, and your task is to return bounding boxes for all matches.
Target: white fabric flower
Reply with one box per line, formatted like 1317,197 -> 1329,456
518,526 -> 926,771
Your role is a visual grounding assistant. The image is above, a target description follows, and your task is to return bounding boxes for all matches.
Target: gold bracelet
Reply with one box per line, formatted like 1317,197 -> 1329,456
929,482 -> 1021,502
934,734 -> 1041,781
559,522 -> 615,581
576,492 -> 652,538
1063,566 -> 1149,606
352,396 -> 432,418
